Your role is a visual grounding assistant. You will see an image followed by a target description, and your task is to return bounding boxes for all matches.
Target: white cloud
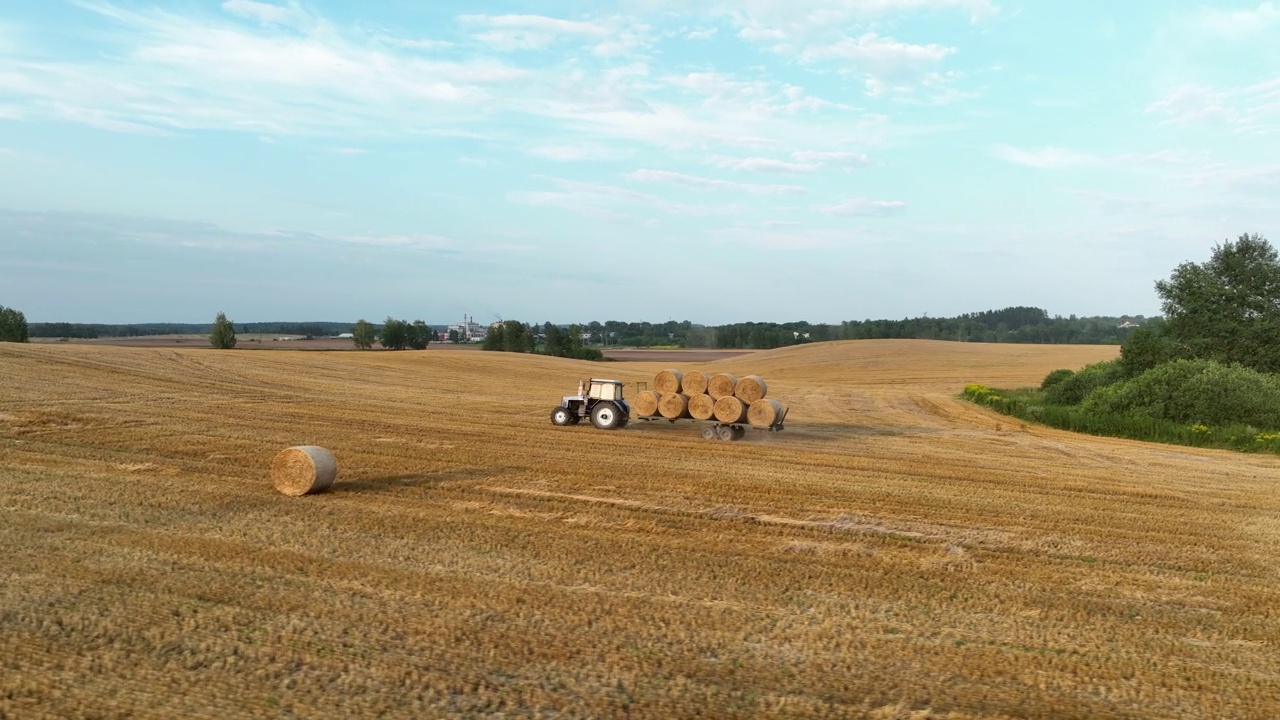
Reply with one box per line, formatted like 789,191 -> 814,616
527,145 -> 627,161
1146,82 -> 1279,134
1194,2 -> 1280,38
989,145 -> 1100,169
791,150 -> 871,167
0,3 -> 531,138
626,168 -> 807,195
0,3 -> 900,163
221,0 -> 305,27
990,145 -> 1187,170
509,177 -> 745,220
341,232 -> 453,250
711,149 -> 872,173
1145,85 -> 1232,126
460,13 -> 649,56
685,27 -> 718,39
712,156 -> 820,173
800,33 -> 955,69
817,198 -> 907,216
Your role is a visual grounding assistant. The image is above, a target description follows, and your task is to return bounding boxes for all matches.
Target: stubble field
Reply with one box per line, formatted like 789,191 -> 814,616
2,339 -> 1279,718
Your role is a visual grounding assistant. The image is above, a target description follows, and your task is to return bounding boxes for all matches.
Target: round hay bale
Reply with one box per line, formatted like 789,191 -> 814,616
682,370 -> 710,396
734,375 -> 768,404
748,399 -> 786,428
688,393 -> 716,421
634,390 -> 662,417
271,446 -> 336,497
658,392 -> 691,419
653,369 -> 684,395
708,373 -> 739,400
713,396 -> 749,424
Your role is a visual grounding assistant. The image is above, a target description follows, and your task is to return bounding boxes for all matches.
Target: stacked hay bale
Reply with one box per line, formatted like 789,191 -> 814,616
636,368 -> 787,429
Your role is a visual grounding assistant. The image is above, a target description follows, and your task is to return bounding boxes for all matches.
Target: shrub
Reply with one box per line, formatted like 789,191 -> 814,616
1040,368 -> 1074,391
1081,359 -> 1280,427
1043,360 -> 1124,405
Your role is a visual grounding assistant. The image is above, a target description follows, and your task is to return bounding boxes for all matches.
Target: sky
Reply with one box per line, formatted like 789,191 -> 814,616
1,0 -> 1278,325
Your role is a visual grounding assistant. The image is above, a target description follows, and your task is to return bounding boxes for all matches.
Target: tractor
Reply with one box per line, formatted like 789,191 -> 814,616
550,378 -> 630,430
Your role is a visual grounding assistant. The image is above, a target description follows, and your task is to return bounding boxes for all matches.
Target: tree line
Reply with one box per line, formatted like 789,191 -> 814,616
481,320 -> 603,360
540,309 -> 1147,350
968,232 -> 1280,454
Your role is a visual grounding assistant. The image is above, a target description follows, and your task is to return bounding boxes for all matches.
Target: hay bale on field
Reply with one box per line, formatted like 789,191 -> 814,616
748,399 -> 786,428
682,370 -> 710,396
654,369 -> 684,394
271,446 -> 336,497
713,396 -> 750,424
659,392 -> 692,419
688,393 -> 716,421
708,373 -> 739,400
634,390 -> 662,417
734,375 -> 768,404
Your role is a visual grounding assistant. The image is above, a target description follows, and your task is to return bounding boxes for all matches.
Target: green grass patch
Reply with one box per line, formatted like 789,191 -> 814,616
961,383 -> 1280,454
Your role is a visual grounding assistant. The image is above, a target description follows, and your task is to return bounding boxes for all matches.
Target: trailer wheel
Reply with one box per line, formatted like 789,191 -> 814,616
551,407 -> 574,426
716,425 -> 735,441
590,402 -> 623,430
701,426 -> 717,440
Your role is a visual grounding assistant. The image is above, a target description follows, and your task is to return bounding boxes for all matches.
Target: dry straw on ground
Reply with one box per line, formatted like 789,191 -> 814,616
653,369 -> 683,395
270,445 -> 337,496
707,372 -> 739,399
7,339 -> 1280,719
657,392 -> 691,419
747,398 -> 785,428
682,370 -> 710,396
713,395 -> 750,424
633,390 -> 661,418
734,375 -> 768,404
687,393 -> 716,421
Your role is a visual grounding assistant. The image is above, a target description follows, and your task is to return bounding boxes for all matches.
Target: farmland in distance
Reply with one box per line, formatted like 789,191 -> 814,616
2,339 -> 1279,718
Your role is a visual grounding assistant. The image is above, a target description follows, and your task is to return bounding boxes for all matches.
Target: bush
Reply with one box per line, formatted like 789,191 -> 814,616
1040,368 -> 1074,391
1119,325 -> 1178,377
1081,359 -> 1280,427
1043,360 -> 1124,405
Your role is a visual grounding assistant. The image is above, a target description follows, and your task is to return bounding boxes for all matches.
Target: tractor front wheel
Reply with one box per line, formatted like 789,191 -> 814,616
551,407 -> 574,426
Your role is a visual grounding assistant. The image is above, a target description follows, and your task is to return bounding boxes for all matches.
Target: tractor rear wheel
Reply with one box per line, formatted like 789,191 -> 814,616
590,402 -> 623,430
551,407 -> 574,426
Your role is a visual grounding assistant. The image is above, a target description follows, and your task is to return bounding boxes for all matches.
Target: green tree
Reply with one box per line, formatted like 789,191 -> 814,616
407,320 -> 432,350
1156,233 -> 1280,373
447,328 -> 461,344
381,317 -> 409,350
352,319 -> 375,350
1118,323 -> 1179,377
208,312 -> 237,349
482,323 -> 504,351
0,305 -> 29,343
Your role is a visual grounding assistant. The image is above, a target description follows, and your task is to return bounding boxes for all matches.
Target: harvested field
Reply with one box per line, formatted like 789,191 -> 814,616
2,339 -> 1280,718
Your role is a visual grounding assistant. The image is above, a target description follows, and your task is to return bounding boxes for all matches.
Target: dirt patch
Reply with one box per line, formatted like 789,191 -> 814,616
603,349 -> 752,362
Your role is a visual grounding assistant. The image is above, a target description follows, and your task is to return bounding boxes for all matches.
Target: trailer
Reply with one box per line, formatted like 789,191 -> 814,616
632,412 -> 787,441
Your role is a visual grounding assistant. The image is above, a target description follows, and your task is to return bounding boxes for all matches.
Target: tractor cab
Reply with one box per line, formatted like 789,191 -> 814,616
552,378 -> 630,429
582,378 -> 624,402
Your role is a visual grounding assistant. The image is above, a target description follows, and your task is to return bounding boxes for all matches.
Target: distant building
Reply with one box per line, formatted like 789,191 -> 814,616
447,315 -> 487,342
337,332 -> 354,339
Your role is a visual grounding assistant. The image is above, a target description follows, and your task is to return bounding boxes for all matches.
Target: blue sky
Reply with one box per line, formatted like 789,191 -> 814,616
1,0 -> 1278,324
